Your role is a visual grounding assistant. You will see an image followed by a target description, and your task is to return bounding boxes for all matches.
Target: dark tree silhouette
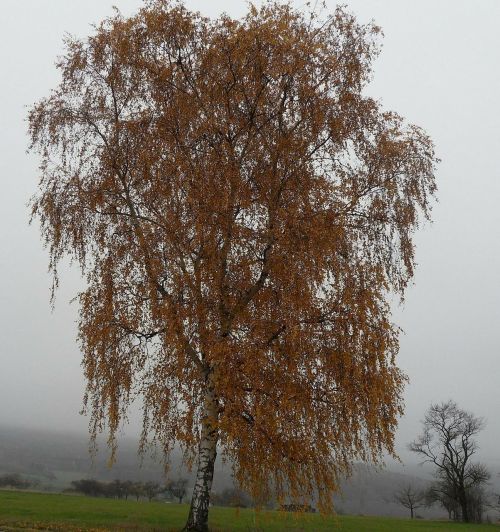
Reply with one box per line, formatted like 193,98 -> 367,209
0,474 -> 31,490
144,481 -> 161,502
132,481 -> 145,501
393,483 -> 426,519
410,401 -> 490,523
166,477 -> 189,504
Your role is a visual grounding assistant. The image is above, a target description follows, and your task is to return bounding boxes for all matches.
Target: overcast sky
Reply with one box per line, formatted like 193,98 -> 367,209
1,0 -> 499,469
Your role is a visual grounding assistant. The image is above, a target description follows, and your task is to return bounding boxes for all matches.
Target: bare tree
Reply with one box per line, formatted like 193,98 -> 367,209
393,483 -> 426,519
131,481 -> 144,501
165,477 -> 189,504
425,479 -> 460,521
466,484 -> 491,523
143,481 -> 161,502
410,401 -> 490,522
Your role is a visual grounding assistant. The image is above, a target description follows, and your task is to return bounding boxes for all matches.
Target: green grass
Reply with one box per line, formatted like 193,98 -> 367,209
0,490 -> 498,531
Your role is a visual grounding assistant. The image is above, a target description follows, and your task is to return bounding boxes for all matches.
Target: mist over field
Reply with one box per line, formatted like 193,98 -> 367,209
5,424 -> 499,520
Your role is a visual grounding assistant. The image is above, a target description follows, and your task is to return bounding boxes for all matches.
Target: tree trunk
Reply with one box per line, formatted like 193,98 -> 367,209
460,494 -> 469,523
410,506 -> 414,519
183,383 -> 218,532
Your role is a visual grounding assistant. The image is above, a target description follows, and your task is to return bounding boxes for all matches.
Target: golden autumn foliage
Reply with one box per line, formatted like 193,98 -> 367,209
28,1 -> 437,528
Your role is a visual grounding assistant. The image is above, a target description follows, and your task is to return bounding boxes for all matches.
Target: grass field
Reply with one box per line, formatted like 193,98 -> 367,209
0,490 -> 499,531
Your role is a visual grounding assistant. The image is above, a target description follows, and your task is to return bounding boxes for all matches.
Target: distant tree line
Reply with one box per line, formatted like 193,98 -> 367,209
70,477 -> 188,503
0,473 -> 35,489
280,503 -> 316,513
70,478 -> 274,511
210,486 -> 279,510
211,487 -> 253,508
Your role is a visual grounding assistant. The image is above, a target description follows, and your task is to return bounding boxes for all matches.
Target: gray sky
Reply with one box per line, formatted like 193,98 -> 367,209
1,0 -> 499,469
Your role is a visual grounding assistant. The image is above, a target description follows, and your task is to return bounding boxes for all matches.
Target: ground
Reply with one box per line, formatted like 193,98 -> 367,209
0,491 -> 499,531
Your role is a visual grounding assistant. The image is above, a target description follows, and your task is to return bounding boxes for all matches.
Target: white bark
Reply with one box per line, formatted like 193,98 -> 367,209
184,384 -> 218,532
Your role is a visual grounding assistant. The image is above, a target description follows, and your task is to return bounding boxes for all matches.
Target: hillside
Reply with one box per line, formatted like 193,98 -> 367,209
1,425 -> 498,521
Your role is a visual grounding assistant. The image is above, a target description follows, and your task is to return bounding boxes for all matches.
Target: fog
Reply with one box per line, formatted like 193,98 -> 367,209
0,0 -> 499,474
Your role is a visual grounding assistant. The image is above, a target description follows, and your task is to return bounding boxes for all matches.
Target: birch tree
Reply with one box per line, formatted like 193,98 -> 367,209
29,1 -> 437,530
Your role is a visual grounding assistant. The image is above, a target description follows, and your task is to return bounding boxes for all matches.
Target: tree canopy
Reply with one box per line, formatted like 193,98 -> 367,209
29,1 -> 437,529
